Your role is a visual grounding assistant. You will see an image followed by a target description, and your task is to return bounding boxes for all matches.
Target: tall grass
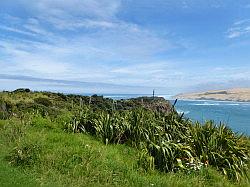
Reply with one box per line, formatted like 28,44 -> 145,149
1,91 -> 249,183
189,122 -> 249,181
65,106 -> 249,181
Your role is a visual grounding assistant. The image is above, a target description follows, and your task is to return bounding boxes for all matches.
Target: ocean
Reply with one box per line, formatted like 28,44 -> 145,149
173,100 -> 250,135
101,94 -> 250,135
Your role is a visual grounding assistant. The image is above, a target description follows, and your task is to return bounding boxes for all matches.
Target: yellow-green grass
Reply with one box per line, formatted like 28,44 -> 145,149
0,118 -> 249,187
0,92 -> 47,104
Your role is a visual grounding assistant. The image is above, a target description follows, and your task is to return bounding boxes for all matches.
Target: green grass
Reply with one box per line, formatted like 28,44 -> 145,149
0,161 -> 39,187
0,119 -> 248,187
0,90 -> 249,186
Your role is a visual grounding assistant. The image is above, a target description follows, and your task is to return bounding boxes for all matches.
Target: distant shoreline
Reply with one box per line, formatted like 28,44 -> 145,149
175,98 -> 250,103
174,88 -> 250,103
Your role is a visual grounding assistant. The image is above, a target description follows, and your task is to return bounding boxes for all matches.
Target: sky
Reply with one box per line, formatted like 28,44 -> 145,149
0,0 -> 250,94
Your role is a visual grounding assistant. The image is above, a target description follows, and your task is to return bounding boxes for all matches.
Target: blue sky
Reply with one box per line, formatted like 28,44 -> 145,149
0,0 -> 250,94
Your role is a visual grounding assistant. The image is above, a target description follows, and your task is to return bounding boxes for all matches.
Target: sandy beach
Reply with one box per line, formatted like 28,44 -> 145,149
175,88 -> 250,102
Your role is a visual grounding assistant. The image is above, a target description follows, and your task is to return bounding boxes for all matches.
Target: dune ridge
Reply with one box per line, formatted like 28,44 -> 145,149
175,88 -> 250,102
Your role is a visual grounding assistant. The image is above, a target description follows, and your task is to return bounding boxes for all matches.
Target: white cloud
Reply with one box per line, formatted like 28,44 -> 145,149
32,0 -> 121,18
18,0 -> 121,30
227,31 -> 242,39
2,0 -> 249,93
0,0 -> 170,61
0,25 -> 169,83
0,40 -> 70,76
23,18 -> 53,36
0,25 -> 36,37
107,61 -> 192,87
111,63 -> 167,75
227,19 -> 250,38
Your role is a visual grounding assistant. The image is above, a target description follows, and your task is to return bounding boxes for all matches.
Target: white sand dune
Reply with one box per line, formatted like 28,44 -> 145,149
175,88 -> 250,102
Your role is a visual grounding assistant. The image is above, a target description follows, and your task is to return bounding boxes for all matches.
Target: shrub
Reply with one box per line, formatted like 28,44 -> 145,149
71,107 -> 249,181
189,121 -> 249,181
0,111 -> 7,120
13,88 -> 31,93
63,107 -> 95,133
2,90 -> 249,182
0,99 -> 12,119
34,97 -> 52,107
0,120 -> 5,129
138,147 -> 155,172
94,113 -> 116,145
1,119 -> 26,143
31,115 -> 57,130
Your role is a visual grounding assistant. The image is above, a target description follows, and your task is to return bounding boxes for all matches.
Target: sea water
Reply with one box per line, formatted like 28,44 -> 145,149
101,94 -> 250,135
173,100 -> 250,135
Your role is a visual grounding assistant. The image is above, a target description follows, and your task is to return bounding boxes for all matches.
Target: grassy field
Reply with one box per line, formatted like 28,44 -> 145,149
0,90 -> 249,186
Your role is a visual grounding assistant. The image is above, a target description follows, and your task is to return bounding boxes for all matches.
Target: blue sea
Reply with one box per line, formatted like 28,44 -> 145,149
101,94 -> 250,135
173,100 -> 250,135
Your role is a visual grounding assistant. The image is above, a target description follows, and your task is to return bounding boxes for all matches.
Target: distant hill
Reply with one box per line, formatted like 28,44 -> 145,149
174,88 -> 250,102
0,89 -> 173,116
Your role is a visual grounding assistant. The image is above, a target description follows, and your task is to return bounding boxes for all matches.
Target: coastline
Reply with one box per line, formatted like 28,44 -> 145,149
173,98 -> 250,103
174,88 -> 250,103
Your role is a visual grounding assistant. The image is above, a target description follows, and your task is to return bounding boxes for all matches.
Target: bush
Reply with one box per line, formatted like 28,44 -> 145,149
34,97 -> 52,107
0,99 -> 12,119
189,121 -> 249,181
0,111 -> 8,120
1,120 -> 26,143
31,115 -> 59,130
71,107 -> 249,181
13,88 -> 31,93
64,107 -> 96,134
0,120 -> 5,129
1,90 -> 249,182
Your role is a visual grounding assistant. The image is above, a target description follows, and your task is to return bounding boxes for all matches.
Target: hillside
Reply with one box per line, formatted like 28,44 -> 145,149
0,89 -> 249,186
175,88 -> 250,102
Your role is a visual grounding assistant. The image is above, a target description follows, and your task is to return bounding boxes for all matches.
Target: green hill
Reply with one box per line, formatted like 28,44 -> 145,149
0,89 -> 249,186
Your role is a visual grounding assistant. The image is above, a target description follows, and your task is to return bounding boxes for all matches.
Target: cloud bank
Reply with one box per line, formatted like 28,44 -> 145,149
0,0 -> 250,94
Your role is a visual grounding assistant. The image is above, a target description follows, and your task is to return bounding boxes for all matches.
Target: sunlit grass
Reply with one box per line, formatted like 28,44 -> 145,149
0,90 -> 249,186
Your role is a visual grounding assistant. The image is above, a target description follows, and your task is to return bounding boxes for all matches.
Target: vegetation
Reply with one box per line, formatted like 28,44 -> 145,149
0,89 -> 249,186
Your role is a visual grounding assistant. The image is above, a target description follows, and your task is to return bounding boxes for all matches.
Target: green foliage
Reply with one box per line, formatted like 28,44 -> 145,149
70,107 -> 249,181
0,120 -> 5,129
0,111 -> 7,120
0,160 -> 39,186
55,111 -> 73,128
0,90 -> 249,185
94,113 -> 114,144
6,142 -> 41,167
13,88 -> 31,93
34,97 -> 52,107
31,114 -> 61,130
64,107 -> 96,133
31,114 -> 51,127
0,99 -> 12,120
1,119 -> 27,144
189,121 -> 249,181
138,146 -> 155,172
